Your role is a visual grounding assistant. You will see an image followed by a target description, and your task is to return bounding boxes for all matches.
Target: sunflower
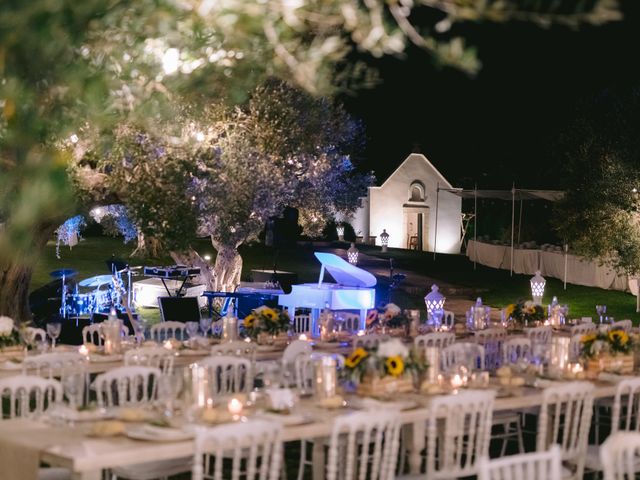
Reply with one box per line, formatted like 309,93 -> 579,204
243,314 -> 256,329
345,348 -> 368,368
505,304 -> 516,317
609,330 -> 629,346
581,333 -> 597,344
261,308 -> 278,323
385,355 -> 404,377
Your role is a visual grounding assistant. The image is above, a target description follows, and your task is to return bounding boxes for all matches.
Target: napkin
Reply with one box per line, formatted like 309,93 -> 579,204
265,388 -> 296,411
0,360 -> 22,370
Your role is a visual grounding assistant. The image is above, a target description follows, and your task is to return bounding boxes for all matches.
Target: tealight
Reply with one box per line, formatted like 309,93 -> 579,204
450,374 -> 464,389
299,334 -> 308,341
163,340 -> 173,350
228,397 -> 243,419
356,330 -> 365,337
244,337 -> 252,343
78,345 -> 89,356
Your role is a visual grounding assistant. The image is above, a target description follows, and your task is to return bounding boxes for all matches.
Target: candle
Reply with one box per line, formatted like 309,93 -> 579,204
163,339 -> 173,350
104,339 -> 114,355
299,333 -> 308,341
244,337 -> 252,343
451,374 -> 464,389
356,330 -> 365,337
228,397 -> 243,419
78,344 -> 89,356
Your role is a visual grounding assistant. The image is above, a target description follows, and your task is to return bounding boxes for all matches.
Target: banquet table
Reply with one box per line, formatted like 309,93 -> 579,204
0,379 -> 619,480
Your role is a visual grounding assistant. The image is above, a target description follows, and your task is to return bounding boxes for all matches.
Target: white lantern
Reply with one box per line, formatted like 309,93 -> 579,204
530,270 -> 546,305
336,224 -> 345,241
380,229 -> 390,252
424,284 -> 446,315
347,243 -> 359,265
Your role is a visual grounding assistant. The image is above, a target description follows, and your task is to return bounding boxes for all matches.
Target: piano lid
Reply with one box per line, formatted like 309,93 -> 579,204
314,252 -> 376,288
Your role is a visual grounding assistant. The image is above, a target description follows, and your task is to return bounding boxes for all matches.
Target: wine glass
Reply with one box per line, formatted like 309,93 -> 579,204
46,323 -> 62,349
63,368 -> 84,411
199,317 -> 213,337
185,321 -> 199,339
596,305 -> 607,324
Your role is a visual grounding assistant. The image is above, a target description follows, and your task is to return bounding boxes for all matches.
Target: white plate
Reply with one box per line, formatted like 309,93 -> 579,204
89,354 -> 123,363
48,405 -> 114,422
126,424 -> 194,442
0,361 -> 22,370
178,349 -> 209,356
257,412 -> 314,426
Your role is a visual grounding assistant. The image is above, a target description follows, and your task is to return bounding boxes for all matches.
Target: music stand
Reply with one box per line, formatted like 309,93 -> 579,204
158,296 -> 201,323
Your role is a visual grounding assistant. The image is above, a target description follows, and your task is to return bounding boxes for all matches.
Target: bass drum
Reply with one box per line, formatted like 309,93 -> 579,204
67,293 -> 96,317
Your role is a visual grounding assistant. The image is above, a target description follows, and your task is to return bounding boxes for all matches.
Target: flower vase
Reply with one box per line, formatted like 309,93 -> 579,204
356,374 -> 414,397
256,332 -> 274,346
587,353 -> 634,374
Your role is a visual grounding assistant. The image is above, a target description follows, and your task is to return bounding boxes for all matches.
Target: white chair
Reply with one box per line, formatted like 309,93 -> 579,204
502,337 -> 532,365
197,355 -> 253,396
414,332 -> 455,350
0,376 -> 69,480
537,381 -> 594,480
571,323 -> 596,336
22,352 -> 87,380
82,322 -> 129,346
443,310 -> 455,329
292,313 -> 311,334
0,375 -> 62,419
124,346 -> 175,375
586,377 -> 640,474
475,328 -> 507,370
611,320 -> 632,332
193,419 -> 282,480
600,431 -> 640,480
281,340 -> 312,368
421,390 -> 495,479
150,321 -> 186,341
441,343 -> 485,372
568,333 -> 584,362
342,313 -> 361,333
211,340 -> 257,364
526,326 -> 552,345
92,366 -> 161,408
25,327 -> 47,344
327,410 -> 401,480
478,445 -> 562,480
353,334 -> 389,350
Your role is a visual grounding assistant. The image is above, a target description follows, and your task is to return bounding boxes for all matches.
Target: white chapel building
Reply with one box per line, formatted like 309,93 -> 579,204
351,153 -> 462,253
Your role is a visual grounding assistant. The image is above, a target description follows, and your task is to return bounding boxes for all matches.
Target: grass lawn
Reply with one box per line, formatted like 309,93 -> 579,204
32,235 -> 640,324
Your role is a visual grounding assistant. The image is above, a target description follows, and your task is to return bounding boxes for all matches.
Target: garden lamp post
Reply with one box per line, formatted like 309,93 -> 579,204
530,270 -> 546,305
347,243 -> 359,265
336,224 -> 345,241
380,229 -> 389,252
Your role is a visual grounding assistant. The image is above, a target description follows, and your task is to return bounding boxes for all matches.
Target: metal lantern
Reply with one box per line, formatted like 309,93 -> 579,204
380,229 -> 390,252
336,224 -> 345,241
530,270 -> 546,305
424,284 -> 446,315
347,243 -> 359,265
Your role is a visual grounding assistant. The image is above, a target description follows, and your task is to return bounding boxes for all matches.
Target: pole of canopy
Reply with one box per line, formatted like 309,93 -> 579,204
517,198 -> 523,244
433,182 -> 440,260
563,243 -> 568,290
473,184 -> 478,271
510,183 -> 515,277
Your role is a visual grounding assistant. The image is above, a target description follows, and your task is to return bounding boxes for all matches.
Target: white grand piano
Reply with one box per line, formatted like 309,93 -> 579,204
278,252 -> 376,334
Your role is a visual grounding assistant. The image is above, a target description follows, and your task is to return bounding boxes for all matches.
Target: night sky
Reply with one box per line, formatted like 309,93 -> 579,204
342,1 -> 640,190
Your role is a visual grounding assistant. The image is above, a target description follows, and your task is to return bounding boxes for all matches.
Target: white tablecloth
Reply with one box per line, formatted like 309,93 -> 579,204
467,240 -> 631,292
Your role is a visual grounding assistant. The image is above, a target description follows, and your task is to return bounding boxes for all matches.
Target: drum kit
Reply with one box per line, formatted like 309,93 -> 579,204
51,262 -> 141,320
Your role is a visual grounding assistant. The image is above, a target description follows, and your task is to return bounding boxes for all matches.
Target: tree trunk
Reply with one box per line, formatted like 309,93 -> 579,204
211,240 -> 243,292
131,231 -> 163,259
0,261 -> 34,324
170,248 -> 217,291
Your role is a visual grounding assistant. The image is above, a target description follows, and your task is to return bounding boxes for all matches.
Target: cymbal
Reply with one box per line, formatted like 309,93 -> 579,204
78,275 -> 114,287
49,269 -> 78,279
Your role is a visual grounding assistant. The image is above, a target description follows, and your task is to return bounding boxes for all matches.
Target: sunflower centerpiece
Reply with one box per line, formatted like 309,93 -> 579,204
343,339 -> 427,396
580,328 -> 635,374
0,316 -> 20,351
242,306 -> 291,343
504,299 -> 546,329
365,303 -> 412,336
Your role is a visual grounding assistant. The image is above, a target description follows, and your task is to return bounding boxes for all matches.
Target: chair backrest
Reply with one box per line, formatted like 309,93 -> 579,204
124,346 -> 175,375
293,353 -> 314,394
353,334 -> 389,350
92,366 -> 161,407
600,431 -> 640,480
326,410 -> 401,480
441,343 -> 485,372
25,327 -> 46,344
571,323 -> 596,336
443,310 -> 455,328
526,326 -> 552,345
611,377 -> 640,433
502,337 -> 532,365
150,321 -> 187,341
342,313 -> 361,333
210,341 -> 257,364
192,419 -> 282,480
197,355 -> 253,396
611,320 -> 632,332
425,389 -> 495,479
83,323 -> 104,346
537,381 -> 594,479
22,352 -> 87,380
474,328 -> 507,370
478,445 -> 562,480
292,314 -> 311,334
414,332 -> 455,350
568,333 -> 584,362
0,375 -> 63,419
281,340 -> 312,367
